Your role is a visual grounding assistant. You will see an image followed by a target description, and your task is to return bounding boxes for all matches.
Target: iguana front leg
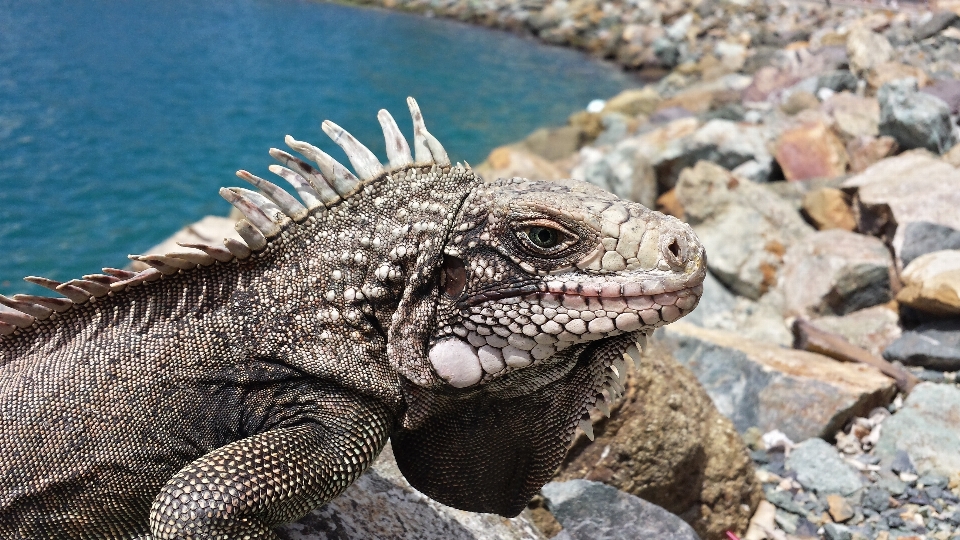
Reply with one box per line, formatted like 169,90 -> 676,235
148,390 -> 393,539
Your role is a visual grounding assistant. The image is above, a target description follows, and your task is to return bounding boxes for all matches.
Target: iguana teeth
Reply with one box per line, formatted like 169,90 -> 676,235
176,243 -> 234,263
281,139 -> 361,199
0,294 -> 52,319
625,342 -> 642,370
578,418 -> 595,441
234,220 -> 267,251
321,120 -> 385,182
166,252 -> 216,267
61,279 -> 111,298
267,163 -> 335,208
102,268 -> 138,280
129,255 -> 182,276
236,170 -> 308,221
219,188 -> 280,238
407,96 -> 450,166
377,109 -> 413,170
12,294 -> 72,313
223,238 -> 252,259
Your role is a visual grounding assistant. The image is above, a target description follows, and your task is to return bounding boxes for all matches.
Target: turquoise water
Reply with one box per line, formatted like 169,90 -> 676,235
0,0 -> 636,296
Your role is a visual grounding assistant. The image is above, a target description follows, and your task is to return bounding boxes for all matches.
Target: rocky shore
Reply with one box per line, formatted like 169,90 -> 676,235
139,0 -> 960,538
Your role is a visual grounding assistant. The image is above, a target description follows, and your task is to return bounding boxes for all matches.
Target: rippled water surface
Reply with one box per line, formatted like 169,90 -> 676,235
0,0 -> 636,295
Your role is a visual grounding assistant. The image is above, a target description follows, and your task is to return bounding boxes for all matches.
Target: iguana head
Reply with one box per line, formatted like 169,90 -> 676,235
390,139 -> 705,515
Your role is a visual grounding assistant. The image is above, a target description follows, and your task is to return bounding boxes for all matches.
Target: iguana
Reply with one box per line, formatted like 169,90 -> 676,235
0,98 -> 705,539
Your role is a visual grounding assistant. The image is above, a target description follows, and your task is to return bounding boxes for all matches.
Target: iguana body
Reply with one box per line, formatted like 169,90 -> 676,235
0,99 -> 705,538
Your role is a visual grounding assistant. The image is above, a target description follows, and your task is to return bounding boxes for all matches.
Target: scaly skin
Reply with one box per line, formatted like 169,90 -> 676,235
0,98 -> 705,538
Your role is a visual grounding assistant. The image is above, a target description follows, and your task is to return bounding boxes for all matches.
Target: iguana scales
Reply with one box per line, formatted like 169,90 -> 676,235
0,98 -> 705,538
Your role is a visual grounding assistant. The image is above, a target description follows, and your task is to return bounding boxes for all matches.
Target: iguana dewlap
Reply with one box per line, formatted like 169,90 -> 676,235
0,98 -> 705,538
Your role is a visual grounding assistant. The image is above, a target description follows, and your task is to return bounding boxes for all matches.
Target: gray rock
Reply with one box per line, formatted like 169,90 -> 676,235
808,306 -> 902,357
680,270 -> 737,328
541,480 -> 699,540
817,70 -> 858,93
823,522 -> 853,540
276,444 -> 545,540
862,486 -> 891,512
883,320 -> 960,371
676,161 -> 813,299
571,142 -> 657,208
593,112 -> 632,147
901,221 -> 960,267
878,78 -> 957,154
656,322 -> 896,441
913,11 -> 960,42
779,229 -> 893,317
785,438 -> 863,495
875,382 -> 960,477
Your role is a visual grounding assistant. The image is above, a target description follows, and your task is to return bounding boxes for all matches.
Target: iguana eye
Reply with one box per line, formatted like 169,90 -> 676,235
527,227 -> 559,248
516,221 -> 577,256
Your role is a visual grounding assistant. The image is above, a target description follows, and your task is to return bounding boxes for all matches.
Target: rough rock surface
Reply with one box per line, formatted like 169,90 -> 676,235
657,322 -> 896,442
800,187 -> 856,231
901,221 -> 960,267
846,27 -> 893,75
774,120 -> 849,181
554,334 -> 760,540
785,438 -> 863,496
541,480 -> 699,540
675,161 -> 813,299
878,78 -> 958,154
883,320 -> 960,371
808,305 -> 902,357
276,444 -> 545,540
897,250 -> 960,316
572,140 -> 658,208
778,229 -> 893,317
875,383 -> 960,478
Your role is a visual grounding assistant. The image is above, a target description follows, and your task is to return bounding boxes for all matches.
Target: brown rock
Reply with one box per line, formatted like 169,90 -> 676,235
555,336 -> 761,540
775,121 -> 849,181
827,494 -> 855,522
656,188 -> 685,220
656,88 -> 716,115
801,187 -> 856,231
602,87 -> 661,117
846,27 -> 893,75
897,250 -> 960,316
658,322 -> 897,442
475,145 -> 566,183
808,305 -> 902,357
742,66 -> 800,103
522,126 -> 586,161
847,135 -> 899,173
567,111 -> 603,142
780,91 -> 820,115
866,62 -> 930,94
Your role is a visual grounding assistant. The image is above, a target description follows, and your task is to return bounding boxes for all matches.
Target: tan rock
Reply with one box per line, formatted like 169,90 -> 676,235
847,135 -> 899,173
827,494 -> 855,522
129,215 -> 242,272
743,500 -> 776,540
567,110 -> 603,142
656,88 -> 716,115
522,126 -> 585,161
809,305 -> 902,357
843,150 -> 960,263
658,322 -> 897,442
775,121 -> 849,181
943,142 -> 960,167
475,145 -> 566,183
742,66 -> 800,103
656,188 -> 685,220
780,91 -> 820,115
821,92 -> 880,140
602,87 -> 662,117
897,250 -> 960,316
846,27 -> 893,75
555,335 -> 761,540
867,62 -> 930,94
801,187 -> 856,231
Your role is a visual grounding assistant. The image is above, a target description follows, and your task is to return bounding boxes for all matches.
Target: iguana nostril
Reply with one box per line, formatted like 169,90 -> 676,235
668,239 -> 681,259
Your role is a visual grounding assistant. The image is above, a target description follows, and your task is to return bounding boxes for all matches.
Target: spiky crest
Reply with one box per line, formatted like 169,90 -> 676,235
0,97 -> 457,338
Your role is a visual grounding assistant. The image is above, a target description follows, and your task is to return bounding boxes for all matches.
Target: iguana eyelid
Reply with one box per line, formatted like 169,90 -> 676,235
512,219 -> 579,255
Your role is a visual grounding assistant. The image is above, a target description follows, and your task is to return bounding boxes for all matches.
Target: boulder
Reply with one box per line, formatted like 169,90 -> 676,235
602,86 -> 662,117
554,333 -> 760,540
800,187 -> 856,231
475,145 -> 567,183
845,27 -> 893,75
522,126 -> 587,161
845,135 -> 898,173
128,215 -> 242,272
842,150 -> 960,266
675,161 -> 814,299
900,221 -> 960,267
820,92 -> 880,141
774,120 -> 849,181
808,305 -> 902,357
657,322 -> 897,442
896,250 -> 960,316
742,66 -> 802,104
778,229 -> 893,317
865,62 -> 930,93
652,119 -> 774,188
571,143 -> 658,208
541,480 -> 699,540
913,11 -> 960,41
878,78 -> 957,154
276,444 -> 545,540
874,383 -> 960,478
883,320 -> 960,371
785,438 -> 864,496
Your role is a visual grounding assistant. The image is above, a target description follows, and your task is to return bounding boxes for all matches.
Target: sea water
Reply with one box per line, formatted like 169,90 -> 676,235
0,0 -> 636,295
